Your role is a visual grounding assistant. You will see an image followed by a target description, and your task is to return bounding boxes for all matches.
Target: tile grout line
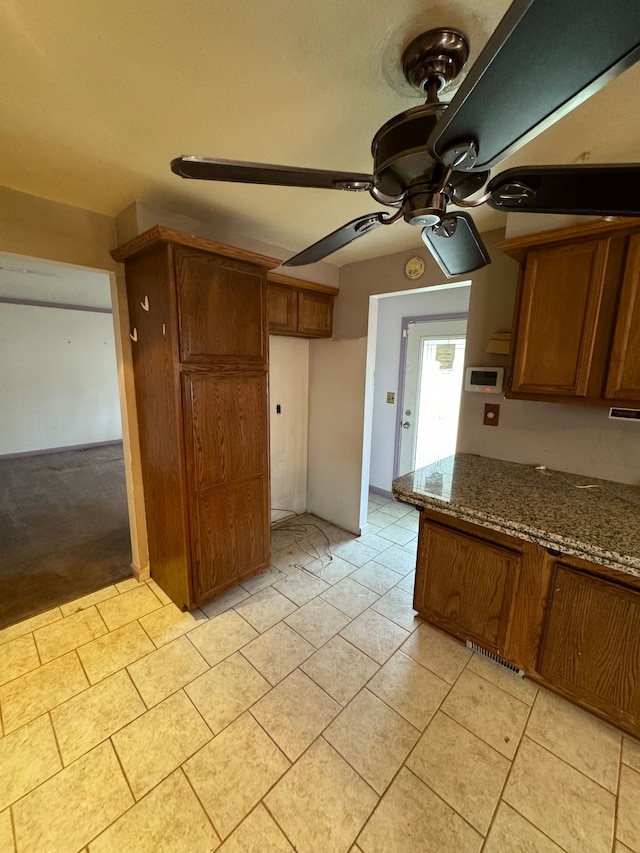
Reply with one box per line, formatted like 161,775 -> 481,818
74,647 -> 92,688
32,631 -> 43,667
205,710 -> 294,842
47,709 -> 65,769
83,747 -> 174,850
477,688 -> 538,851
612,732 -> 624,852
258,798 -> 300,851
321,682 -> 421,795
255,726 -> 378,852
123,659 -> 154,714
177,765 -> 221,846
520,728 -> 622,798
8,802 -> 17,853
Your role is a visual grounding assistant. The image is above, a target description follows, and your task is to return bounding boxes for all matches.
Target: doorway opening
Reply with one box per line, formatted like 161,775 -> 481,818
395,316 -> 467,476
360,281 -> 471,529
0,252 -> 135,628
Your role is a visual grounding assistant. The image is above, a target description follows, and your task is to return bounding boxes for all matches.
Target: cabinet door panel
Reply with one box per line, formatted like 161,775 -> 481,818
415,519 -> 520,653
183,372 -> 267,490
268,284 -> 297,334
297,291 -> 333,337
540,565 -> 640,722
191,479 -> 270,602
606,234 -> 640,401
175,247 -> 266,363
511,240 -> 608,396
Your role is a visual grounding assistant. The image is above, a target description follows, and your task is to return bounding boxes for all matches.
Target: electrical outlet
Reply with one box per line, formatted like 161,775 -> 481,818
484,403 -> 500,426
386,392 -> 396,404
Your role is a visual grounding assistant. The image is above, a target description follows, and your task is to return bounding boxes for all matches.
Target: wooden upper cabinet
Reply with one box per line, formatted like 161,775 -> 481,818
267,272 -> 337,338
500,218 -> 640,406
297,290 -> 333,337
605,234 -> 640,402
510,240 -> 608,397
267,283 -> 298,334
175,247 -> 266,364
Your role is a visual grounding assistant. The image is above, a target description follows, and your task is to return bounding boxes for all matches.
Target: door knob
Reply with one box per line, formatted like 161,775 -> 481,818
402,421 -> 411,429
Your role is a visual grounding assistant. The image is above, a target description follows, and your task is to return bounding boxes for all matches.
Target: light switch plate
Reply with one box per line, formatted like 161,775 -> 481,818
484,403 -> 500,426
387,392 -> 396,404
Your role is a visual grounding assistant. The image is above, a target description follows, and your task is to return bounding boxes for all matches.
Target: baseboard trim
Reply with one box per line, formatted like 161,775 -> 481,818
0,439 -> 124,460
131,562 -> 151,582
369,485 -> 394,500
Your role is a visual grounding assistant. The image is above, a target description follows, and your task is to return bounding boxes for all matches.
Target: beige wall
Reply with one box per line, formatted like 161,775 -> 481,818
336,226 -> 640,486
269,336 -> 309,521
307,337 -> 368,533
0,186 -> 148,573
334,229 -> 515,341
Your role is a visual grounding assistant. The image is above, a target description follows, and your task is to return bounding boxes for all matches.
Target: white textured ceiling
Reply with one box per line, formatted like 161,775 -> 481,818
1,0 -> 639,265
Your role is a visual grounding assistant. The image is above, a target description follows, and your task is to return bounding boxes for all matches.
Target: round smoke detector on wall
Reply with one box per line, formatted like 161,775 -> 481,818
405,256 -> 426,279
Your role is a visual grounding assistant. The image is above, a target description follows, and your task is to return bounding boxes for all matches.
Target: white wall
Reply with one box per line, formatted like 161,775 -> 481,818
0,303 -> 122,455
269,336 -> 309,520
307,337 -> 368,534
368,284 -> 471,493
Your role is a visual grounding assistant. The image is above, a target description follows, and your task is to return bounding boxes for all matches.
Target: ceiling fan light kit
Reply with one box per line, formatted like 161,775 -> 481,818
171,0 -> 640,277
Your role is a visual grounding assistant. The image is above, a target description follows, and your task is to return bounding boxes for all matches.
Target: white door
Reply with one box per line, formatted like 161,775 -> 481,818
397,318 -> 467,476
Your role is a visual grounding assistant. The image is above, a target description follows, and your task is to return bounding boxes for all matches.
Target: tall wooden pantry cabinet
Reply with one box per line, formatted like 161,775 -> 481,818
112,226 -> 281,610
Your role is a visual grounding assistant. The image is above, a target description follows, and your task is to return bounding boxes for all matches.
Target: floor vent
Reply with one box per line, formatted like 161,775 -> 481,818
466,641 -> 525,677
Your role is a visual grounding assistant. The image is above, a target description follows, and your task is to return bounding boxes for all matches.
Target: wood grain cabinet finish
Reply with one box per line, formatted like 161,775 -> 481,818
413,506 -> 640,737
267,283 -> 298,334
112,226 -> 280,610
606,234 -> 640,402
500,218 -> 640,407
414,516 -> 521,655
267,272 -> 337,338
539,561 -> 640,732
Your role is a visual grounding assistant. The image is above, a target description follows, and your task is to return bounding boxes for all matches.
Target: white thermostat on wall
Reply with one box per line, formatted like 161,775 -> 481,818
464,367 -> 504,394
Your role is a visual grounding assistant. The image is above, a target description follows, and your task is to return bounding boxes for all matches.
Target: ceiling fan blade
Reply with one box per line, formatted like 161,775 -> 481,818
171,156 -> 374,192
421,213 -> 491,277
428,0 -> 640,172
487,164 -> 640,215
283,213 -> 388,267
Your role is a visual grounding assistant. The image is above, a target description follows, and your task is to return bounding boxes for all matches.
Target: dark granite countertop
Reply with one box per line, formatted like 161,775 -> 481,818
392,453 -> 640,576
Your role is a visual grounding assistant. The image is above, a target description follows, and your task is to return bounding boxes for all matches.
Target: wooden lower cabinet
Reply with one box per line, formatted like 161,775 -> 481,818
415,509 -> 640,737
414,518 -> 522,654
539,561 -> 640,732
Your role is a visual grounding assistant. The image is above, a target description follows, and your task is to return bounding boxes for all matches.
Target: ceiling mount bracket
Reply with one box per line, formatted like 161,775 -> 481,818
402,28 -> 469,95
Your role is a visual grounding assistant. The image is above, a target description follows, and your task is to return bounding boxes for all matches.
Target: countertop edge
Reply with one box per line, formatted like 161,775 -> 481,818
392,485 -> 640,578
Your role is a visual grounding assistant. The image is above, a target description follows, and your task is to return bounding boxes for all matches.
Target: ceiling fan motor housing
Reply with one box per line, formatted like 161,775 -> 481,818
371,104 -> 445,199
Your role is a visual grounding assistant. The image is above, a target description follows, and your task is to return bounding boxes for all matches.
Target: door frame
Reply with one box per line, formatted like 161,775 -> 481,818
393,312 -> 468,479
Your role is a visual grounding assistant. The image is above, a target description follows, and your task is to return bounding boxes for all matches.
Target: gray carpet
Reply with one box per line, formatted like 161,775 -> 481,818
0,444 -> 132,629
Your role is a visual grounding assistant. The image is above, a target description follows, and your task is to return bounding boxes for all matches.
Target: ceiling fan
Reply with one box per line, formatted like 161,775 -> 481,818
171,0 -> 640,277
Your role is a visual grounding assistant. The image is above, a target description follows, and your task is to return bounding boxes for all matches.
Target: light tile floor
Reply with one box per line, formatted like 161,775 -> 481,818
1,495 -> 639,852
